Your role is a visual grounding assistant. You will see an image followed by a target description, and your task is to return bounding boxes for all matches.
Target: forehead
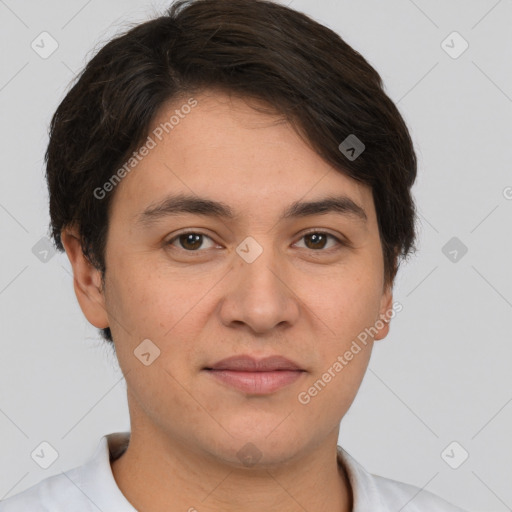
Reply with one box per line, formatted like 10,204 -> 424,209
108,90 -> 376,226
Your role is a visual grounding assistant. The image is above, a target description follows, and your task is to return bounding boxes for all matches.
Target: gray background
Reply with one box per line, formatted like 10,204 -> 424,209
1,1 -> 511,510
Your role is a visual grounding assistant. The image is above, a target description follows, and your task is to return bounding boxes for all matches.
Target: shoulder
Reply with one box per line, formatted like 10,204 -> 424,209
1,433 -> 133,512
371,473 -> 467,511
337,446 -> 468,512
0,466 -> 89,512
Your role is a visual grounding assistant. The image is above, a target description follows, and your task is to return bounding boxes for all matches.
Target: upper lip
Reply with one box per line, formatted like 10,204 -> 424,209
205,355 -> 304,372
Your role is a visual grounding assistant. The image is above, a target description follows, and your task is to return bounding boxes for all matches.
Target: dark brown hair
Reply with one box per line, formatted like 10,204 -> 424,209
46,0 -> 417,343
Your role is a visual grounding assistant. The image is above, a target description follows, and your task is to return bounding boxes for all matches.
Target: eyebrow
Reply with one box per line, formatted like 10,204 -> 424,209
137,193 -> 368,228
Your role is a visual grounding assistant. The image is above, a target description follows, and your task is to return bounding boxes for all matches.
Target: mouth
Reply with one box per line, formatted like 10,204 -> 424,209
203,355 -> 306,395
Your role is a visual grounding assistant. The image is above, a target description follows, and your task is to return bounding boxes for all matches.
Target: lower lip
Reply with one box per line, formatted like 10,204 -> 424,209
205,369 -> 304,394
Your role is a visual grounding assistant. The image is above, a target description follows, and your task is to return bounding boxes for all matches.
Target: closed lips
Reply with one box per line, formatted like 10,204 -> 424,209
205,355 -> 304,372
204,355 -> 306,394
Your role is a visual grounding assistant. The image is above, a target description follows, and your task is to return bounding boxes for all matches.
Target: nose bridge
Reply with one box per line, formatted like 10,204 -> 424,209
240,239 -> 282,295
219,235 -> 300,333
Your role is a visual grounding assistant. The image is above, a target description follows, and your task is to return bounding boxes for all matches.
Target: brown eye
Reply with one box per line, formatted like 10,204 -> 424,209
304,232 -> 328,250
296,231 -> 343,251
179,233 -> 202,250
167,232 -> 215,251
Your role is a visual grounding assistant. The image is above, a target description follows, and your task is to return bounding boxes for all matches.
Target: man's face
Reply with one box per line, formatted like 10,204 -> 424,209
75,90 -> 393,465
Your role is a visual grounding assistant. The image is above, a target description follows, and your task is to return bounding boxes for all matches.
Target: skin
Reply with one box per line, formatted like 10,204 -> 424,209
62,89 -> 394,512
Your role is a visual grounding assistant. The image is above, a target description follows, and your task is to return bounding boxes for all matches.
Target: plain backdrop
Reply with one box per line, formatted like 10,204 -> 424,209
1,1 -> 511,510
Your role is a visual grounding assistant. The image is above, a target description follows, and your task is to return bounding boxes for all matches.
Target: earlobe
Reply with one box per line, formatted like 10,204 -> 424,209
374,285 -> 393,341
61,227 -> 110,329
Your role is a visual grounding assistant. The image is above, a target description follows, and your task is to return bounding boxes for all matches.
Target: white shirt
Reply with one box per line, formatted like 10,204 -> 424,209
0,432 -> 467,511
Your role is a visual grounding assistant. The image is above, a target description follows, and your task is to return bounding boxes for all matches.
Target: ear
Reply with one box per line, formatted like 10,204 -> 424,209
61,226 -> 109,329
374,284 -> 393,341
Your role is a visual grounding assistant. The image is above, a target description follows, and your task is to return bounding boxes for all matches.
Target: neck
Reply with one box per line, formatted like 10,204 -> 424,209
111,424 -> 352,512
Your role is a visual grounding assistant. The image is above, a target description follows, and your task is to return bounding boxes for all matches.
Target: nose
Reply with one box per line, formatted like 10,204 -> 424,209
218,242 -> 300,335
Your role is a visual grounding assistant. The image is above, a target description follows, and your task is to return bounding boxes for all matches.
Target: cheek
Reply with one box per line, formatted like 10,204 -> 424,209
104,255 -> 184,335
304,264 -> 384,343
104,262 -> 207,375
299,266 -> 384,412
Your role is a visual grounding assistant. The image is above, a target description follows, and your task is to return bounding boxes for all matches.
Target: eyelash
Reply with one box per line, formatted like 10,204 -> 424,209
165,229 -> 348,253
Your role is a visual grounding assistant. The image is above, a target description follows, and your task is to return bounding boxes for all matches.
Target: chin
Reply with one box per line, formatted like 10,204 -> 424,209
203,419 -> 307,465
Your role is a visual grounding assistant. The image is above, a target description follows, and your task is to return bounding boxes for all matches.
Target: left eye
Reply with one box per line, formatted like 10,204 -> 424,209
294,232 -> 343,251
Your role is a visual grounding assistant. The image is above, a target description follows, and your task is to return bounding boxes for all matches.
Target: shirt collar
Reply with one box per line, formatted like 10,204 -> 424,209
337,445 -> 389,511
74,432 -> 136,511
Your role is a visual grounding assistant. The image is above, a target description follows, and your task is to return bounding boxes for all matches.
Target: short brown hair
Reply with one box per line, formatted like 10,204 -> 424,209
46,0 -> 417,343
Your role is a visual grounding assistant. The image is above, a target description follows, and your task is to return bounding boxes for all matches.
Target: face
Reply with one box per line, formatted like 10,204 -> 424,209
64,89 -> 393,466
